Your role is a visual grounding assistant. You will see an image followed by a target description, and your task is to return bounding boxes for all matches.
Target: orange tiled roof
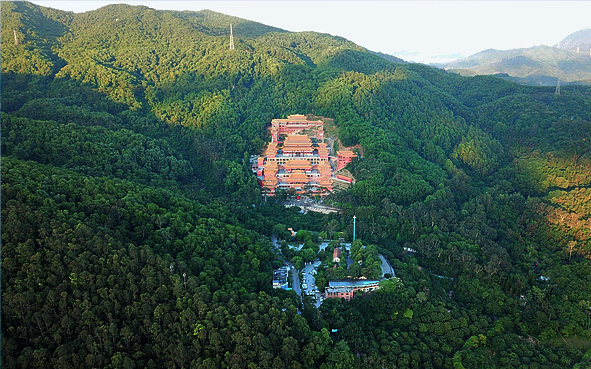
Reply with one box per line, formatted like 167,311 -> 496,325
272,115 -> 320,124
287,172 -> 309,182
283,134 -> 311,144
265,142 -> 278,155
338,150 -> 357,158
284,159 -> 311,169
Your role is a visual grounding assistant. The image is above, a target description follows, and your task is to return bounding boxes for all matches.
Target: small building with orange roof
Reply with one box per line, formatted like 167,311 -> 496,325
337,150 -> 358,171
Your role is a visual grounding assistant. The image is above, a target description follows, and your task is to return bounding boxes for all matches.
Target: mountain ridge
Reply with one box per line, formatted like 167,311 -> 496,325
443,29 -> 591,85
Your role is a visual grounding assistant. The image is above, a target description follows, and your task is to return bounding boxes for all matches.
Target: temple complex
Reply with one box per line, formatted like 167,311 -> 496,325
254,115 -> 357,196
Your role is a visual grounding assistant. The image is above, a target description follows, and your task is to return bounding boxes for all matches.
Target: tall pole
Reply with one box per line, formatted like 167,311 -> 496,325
353,215 -> 356,241
229,24 -> 235,50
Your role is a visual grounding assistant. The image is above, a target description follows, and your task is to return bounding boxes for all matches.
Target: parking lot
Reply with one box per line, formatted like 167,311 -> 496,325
274,238 -> 394,308
294,241 -> 354,308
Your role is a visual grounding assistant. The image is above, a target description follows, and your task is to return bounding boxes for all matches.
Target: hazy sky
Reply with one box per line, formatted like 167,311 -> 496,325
29,1 -> 591,64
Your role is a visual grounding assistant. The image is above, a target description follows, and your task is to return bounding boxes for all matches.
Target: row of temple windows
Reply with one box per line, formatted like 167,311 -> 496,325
277,150 -> 319,155
267,158 -> 327,165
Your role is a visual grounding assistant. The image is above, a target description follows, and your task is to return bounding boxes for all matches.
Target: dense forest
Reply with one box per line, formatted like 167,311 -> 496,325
2,2 -> 591,368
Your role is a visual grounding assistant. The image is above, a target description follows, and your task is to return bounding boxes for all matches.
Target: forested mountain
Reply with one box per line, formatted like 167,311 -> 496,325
2,2 -> 591,368
443,29 -> 591,86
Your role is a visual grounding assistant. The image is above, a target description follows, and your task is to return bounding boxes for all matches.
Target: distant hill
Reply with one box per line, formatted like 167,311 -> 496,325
443,29 -> 591,85
557,28 -> 591,52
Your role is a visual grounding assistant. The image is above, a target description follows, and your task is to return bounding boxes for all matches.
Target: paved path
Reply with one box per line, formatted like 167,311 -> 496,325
272,234 -> 302,297
379,254 -> 395,278
302,262 -> 322,308
289,264 -> 301,297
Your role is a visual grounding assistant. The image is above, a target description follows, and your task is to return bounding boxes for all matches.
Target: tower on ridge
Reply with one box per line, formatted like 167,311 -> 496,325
555,79 -> 561,97
229,24 -> 235,50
